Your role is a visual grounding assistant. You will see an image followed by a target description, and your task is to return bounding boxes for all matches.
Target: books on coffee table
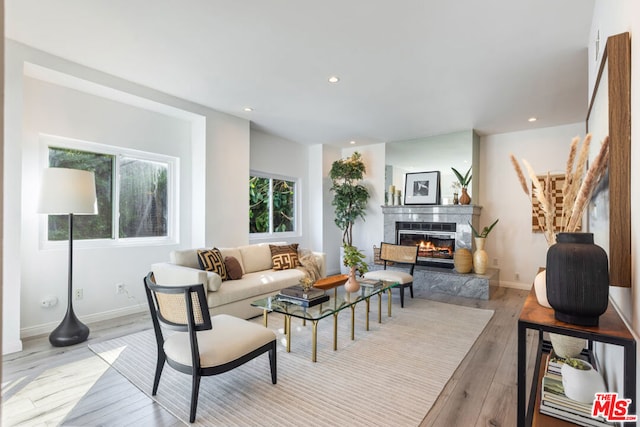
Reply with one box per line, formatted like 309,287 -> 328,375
279,285 -> 326,300
276,293 -> 330,307
357,278 -> 383,289
277,285 -> 329,307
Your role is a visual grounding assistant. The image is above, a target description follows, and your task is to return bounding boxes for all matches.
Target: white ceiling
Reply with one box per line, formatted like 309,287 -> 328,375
6,0 -> 595,147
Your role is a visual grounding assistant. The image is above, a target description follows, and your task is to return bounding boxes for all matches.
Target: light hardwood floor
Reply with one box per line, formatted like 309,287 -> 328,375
2,287 -> 535,426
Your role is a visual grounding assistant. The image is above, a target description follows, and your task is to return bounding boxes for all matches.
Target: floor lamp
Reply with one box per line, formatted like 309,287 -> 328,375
38,167 -> 98,347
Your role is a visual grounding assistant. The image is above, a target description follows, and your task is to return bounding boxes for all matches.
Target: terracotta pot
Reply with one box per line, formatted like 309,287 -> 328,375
459,187 -> 471,205
344,266 -> 361,292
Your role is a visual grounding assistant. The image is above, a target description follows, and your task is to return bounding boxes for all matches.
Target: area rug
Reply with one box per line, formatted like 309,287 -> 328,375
89,299 -> 493,426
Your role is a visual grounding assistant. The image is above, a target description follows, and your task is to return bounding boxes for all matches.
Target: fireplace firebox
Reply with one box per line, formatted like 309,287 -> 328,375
396,222 -> 456,268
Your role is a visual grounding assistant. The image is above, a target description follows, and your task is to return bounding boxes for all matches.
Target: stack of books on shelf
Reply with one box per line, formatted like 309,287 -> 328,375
277,285 -> 329,307
540,351 -> 612,426
357,278 -> 383,289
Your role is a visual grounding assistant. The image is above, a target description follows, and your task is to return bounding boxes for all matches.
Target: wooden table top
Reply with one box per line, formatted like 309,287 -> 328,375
519,287 -> 634,342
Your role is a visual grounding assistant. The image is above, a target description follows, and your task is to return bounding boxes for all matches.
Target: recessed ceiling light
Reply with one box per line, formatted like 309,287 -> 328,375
528,117 -> 537,122
350,140 -> 356,145
328,76 -> 340,84
243,107 -> 253,112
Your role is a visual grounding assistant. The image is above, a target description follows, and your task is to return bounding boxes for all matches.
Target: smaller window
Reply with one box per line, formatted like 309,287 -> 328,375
249,173 -> 297,235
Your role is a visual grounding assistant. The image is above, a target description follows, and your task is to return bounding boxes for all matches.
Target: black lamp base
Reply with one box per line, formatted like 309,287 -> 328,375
49,310 -> 90,347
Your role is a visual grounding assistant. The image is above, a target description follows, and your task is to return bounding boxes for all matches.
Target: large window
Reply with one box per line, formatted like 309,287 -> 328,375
45,137 -> 176,243
249,173 -> 296,235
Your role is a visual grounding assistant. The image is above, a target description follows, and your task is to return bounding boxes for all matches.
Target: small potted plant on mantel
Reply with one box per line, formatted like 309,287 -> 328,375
342,244 -> 369,293
452,167 -> 472,205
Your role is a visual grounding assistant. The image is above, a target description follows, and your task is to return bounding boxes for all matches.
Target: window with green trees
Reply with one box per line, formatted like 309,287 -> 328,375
249,174 -> 296,234
47,144 -> 173,241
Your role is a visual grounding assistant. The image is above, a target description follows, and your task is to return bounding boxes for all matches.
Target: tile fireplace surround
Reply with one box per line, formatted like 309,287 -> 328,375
378,204 -> 499,299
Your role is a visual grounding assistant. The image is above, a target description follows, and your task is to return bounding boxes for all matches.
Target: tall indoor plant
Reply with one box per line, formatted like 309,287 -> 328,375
330,152 -> 370,274
330,152 -> 370,246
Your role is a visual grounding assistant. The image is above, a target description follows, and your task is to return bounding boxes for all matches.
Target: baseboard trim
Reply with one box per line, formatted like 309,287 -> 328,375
2,339 -> 24,355
498,280 -> 531,290
20,304 -> 147,339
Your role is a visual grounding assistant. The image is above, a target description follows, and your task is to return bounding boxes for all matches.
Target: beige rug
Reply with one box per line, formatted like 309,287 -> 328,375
89,298 -> 493,426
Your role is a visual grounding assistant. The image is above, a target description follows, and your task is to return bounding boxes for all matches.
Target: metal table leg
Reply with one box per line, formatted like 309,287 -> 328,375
285,315 -> 292,353
333,312 -> 339,351
350,304 -> 356,340
312,320 -> 319,362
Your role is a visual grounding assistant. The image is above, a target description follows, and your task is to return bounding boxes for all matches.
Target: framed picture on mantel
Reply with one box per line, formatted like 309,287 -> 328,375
404,171 -> 440,205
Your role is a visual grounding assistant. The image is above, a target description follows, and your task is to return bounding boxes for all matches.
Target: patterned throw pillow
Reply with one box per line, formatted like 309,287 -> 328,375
269,244 -> 300,271
224,256 -> 243,280
197,248 -> 228,280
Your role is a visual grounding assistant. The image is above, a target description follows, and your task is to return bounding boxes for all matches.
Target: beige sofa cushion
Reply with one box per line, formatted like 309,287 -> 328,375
170,248 -> 204,269
152,262 -> 222,293
218,247 -> 245,273
207,269 -> 305,307
238,243 -> 274,273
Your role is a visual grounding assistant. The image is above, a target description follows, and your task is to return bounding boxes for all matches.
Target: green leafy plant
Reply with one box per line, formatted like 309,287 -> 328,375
565,358 -> 591,370
330,152 -> 370,246
452,167 -> 472,188
470,218 -> 499,238
342,244 -> 369,276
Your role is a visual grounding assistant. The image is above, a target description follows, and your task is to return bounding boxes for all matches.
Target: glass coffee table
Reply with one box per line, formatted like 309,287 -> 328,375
251,280 -> 398,362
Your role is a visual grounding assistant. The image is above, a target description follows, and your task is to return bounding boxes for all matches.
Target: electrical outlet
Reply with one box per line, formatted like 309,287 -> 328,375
116,283 -> 126,295
74,288 -> 83,300
492,258 -> 498,266
515,272 -> 520,281
41,296 -> 58,308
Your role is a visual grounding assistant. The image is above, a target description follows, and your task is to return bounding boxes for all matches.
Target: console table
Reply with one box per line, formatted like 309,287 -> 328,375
517,287 -> 636,426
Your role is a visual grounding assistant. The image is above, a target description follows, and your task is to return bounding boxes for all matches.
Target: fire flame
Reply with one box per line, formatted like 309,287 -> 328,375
418,240 -> 452,258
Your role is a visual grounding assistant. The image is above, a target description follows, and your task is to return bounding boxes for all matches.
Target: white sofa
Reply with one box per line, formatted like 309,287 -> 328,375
151,243 -> 326,319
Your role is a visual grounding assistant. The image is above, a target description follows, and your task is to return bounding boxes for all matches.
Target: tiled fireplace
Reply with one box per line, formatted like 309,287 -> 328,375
379,204 -> 498,299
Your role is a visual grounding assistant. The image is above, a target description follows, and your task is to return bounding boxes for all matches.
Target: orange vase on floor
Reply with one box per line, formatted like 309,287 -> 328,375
459,188 -> 471,205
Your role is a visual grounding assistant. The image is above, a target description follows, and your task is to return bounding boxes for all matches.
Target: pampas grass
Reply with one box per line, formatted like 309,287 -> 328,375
510,154 -> 529,197
510,134 -> 609,247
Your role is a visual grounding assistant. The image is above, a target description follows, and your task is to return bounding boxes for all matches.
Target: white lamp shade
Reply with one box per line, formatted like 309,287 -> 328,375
37,168 -> 98,215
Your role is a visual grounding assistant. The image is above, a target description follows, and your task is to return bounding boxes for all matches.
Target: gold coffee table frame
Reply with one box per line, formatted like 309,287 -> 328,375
251,279 -> 398,362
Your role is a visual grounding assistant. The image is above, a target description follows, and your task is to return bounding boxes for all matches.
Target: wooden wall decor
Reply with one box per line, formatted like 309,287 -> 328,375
531,174 -> 581,233
586,32 -> 631,287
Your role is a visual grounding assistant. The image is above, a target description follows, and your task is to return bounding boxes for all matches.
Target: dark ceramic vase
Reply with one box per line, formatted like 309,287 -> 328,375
546,232 -> 609,326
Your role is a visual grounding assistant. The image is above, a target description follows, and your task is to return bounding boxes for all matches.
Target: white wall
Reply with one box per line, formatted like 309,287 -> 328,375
321,145 -> 343,275
19,76 -> 192,336
249,129 -> 310,248
342,144 -> 386,268
589,0 -> 640,402
3,41 -> 251,351
479,123 -> 585,288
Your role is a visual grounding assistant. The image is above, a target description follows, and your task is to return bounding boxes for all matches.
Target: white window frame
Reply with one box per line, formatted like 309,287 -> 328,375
249,171 -> 299,239
40,134 -> 179,248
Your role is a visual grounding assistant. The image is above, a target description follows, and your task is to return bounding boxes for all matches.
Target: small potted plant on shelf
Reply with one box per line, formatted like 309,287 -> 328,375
452,167 -> 472,204
342,244 -> 368,292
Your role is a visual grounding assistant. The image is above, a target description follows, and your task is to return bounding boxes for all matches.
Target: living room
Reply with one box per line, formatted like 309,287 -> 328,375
2,0 -> 640,425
